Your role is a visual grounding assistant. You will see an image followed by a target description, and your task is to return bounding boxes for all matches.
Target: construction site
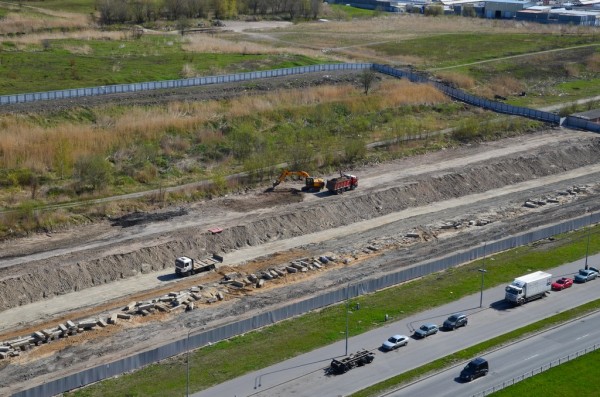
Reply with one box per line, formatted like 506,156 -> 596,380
1,118 -> 600,395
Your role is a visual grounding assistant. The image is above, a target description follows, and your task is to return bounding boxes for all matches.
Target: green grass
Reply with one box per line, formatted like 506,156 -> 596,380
0,36 -> 321,94
371,34 -> 599,68
65,226 -> 600,397
17,0 -> 98,14
489,347 -> 600,397
328,4 -> 383,19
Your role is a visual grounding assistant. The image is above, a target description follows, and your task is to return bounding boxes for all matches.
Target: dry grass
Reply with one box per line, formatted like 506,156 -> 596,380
378,79 -> 449,106
435,71 -> 476,89
586,53 -> 600,72
0,12 -> 89,35
0,79 -> 447,171
479,75 -> 525,98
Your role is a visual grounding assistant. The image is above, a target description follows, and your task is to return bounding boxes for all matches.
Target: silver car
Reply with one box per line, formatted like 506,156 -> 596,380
414,324 -> 438,338
381,334 -> 409,351
574,268 -> 598,283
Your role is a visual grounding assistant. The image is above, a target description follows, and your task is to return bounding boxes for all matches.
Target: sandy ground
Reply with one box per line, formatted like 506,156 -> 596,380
2,127 -> 600,394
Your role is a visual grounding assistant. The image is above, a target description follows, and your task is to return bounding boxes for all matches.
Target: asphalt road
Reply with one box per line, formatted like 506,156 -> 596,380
391,311 -> 600,397
193,253 -> 600,397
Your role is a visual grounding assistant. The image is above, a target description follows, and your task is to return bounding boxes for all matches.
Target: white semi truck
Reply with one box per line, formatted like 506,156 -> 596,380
175,254 -> 223,277
504,271 -> 552,305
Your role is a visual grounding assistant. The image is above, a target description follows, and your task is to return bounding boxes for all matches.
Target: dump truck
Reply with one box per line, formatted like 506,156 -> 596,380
329,349 -> 375,374
326,174 -> 358,194
504,271 -> 552,305
175,254 -> 223,277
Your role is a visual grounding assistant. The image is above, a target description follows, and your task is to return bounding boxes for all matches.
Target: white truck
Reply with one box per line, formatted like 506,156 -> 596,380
175,254 -> 223,277
504,271 -> 552,305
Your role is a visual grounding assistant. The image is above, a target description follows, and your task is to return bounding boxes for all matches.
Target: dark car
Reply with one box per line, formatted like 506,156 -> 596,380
551,277 -> 573,290
460,357 -> 489,382
443,313 -> 468,330
413,324 -> 438,338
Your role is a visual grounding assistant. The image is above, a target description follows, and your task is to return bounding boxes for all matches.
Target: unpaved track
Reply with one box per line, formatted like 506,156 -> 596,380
3,128 -> 600,394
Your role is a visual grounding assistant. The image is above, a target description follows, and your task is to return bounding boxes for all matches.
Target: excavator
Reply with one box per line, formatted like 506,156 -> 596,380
271,170 -> 325,192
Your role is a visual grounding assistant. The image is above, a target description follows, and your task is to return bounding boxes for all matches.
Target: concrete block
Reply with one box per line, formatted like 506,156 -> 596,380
116,313 -> 131,320
274,268 -> 286,277
140,309 -> 150,316
231,280 -> 245,288
66,320 -> 76,329
108,314 -> 119,324
137,303 -> 155,311
190,287 -> 201,293
9,338 -> 32,348
207,297 -> 218,304
58,324 -> 68,333
33,331 -> 46,340
524,201 -> 537,208
286,266 -> 297,274
79,319 -> 98,329
0,346 -> 10,353
155,303 -> 170,312
0,351 -> 7,359
261,271 -> 273,280
124,301 -> 137,311
312,261 -> 322,269
256,279 -> 265,288
290,262 -> 305,271
97,319 -> 108,328
216,291 -> 224,301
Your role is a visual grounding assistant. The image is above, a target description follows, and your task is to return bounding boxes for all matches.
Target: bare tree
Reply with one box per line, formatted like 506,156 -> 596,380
359,69 -> 377,95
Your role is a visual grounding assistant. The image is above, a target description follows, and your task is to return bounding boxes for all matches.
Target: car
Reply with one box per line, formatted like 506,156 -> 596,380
460,357 -> 489,382
574,268 -> 599,283
443,313 -> 468,330
381,334 -> 409,351
551,277 -> 573,290
413,324 -> 438,338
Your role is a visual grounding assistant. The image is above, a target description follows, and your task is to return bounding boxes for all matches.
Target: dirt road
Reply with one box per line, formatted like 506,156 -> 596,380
2,126 -> 600,394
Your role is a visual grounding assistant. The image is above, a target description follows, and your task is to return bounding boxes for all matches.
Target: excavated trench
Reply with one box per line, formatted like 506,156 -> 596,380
0,137 -> 599,312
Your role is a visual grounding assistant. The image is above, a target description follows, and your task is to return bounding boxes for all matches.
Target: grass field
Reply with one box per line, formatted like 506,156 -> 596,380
489,348 -> 600,397
0,35 -> 321,94
64,226 -> 600,397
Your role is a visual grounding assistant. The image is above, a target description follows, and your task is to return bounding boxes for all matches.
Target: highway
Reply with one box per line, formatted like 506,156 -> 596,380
389,311 -> 600,397
193,253 -> 600,397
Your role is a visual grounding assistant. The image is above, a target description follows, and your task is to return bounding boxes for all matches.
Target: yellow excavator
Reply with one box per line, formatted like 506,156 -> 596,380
271,170 -> 325,192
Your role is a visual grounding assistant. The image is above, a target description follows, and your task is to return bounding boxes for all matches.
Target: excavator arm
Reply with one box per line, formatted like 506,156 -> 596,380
272,170 -> 310,187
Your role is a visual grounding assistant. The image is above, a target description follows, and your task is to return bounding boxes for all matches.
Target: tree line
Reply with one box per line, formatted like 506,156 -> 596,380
95,0 -> 323,25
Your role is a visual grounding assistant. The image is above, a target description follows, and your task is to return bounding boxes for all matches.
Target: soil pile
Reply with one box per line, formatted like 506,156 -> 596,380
0,137 -> 598,311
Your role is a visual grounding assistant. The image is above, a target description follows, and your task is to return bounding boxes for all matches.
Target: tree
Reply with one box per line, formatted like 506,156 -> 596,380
74,155 -> 113,192
359,69 -> 377,95
177,17 -> 191,36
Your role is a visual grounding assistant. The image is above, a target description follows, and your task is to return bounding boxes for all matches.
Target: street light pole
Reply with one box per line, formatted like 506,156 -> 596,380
345,283 -> 349,356
186,327 -> 193,397
585,212 -> 592,270
478,268 -> 487,308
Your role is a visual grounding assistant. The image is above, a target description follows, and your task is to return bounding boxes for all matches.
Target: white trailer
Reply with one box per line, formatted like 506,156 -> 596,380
505,271 -> 552,305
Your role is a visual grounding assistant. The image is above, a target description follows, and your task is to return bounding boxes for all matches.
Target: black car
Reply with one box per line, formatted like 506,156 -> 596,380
460,357 -> 489,382
443,313 -> 468,330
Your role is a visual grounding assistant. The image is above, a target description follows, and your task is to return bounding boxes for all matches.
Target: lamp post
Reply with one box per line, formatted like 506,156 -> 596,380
478,268 -> 487,308
186,325 -> 194,397
345,283 -> 350,356
585,211 -> 592,270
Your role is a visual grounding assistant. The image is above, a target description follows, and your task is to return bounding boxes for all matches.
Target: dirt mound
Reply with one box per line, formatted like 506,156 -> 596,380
0,137 -> 598,311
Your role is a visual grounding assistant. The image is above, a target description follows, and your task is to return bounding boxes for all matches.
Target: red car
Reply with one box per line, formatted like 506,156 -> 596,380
551,277 -> 573,290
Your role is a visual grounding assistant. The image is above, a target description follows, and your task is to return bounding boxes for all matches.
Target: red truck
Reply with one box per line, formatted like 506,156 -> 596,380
326,174 -> 358,194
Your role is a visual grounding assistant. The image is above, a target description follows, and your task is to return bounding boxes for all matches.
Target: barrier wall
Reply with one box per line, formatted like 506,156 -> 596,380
0,63 -> 371,105
4,62 -> 600,134
13,212 -> 600,397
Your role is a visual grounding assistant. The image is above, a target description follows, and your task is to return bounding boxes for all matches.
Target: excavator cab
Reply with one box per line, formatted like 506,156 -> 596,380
304,177 -> 325,192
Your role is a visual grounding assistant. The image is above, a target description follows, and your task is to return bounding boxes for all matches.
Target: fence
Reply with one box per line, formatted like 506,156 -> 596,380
471,343 -> 600,397
3,61 -> 600,134
12,212 -> 600,397
0,63 -> 371,105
